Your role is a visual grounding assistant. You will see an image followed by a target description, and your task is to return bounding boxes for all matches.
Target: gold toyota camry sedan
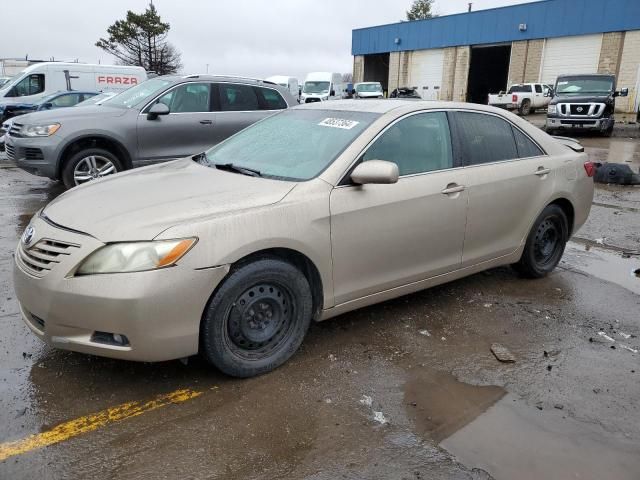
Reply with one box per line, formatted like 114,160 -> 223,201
14,100 -> 594,377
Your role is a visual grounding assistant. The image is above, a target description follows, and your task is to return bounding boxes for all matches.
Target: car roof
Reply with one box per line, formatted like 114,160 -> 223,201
296,99 -> 500,114
158,74 -> 279,86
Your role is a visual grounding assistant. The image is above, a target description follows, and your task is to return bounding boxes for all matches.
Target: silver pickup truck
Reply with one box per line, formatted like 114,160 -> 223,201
488,83 -> 553,115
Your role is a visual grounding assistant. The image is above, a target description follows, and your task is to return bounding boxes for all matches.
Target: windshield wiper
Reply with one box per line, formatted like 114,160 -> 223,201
214,162 -> 262,177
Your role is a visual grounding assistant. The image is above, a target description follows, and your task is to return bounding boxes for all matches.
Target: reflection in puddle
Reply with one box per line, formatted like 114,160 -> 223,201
562,242 -> 640,295
441,394 -> 640,480
404,368 -> 505,442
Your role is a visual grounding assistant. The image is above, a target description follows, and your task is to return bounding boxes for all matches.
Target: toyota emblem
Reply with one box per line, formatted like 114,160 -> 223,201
22,226 -> 35,246
577,107 -> 584,113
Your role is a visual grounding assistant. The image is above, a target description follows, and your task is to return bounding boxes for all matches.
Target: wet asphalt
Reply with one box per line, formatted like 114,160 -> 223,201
1,136 -> 639,480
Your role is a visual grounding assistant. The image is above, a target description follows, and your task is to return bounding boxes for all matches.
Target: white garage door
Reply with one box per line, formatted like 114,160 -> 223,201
409,49 -> 444,100
540,34 -> 603,85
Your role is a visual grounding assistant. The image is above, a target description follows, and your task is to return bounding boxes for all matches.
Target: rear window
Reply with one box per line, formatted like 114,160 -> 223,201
454,112 -> 518,165
508,85 -> 532,93
218,83 -> 260,111
512,127 -> 544,158
256,87 -> 287,110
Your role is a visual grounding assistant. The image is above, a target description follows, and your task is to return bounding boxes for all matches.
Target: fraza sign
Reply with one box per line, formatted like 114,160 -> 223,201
96,76 -> 139,86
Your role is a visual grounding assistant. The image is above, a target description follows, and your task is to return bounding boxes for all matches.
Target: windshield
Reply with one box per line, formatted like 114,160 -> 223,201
205,109 -> 379,181
0,78 -> 10,88
556,77 -> 614,95
303,81 -> 330,94
102,78 -> 172,109
508,85 -> 532,93
356,83 -> 382,93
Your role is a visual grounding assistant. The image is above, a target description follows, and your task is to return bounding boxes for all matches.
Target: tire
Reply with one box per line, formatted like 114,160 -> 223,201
519,100 -> 531,116
602,125 -> 614,137
514,204 -> 569,279
61,148 -> 123,189
200,258 -> 313,378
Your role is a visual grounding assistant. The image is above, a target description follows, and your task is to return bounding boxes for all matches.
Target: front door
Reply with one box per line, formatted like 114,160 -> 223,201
330,111 -> 468,305
136,81 -> 216,164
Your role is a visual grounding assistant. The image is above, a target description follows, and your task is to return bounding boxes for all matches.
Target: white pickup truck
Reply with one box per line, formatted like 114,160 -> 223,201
488,83 -> 553,116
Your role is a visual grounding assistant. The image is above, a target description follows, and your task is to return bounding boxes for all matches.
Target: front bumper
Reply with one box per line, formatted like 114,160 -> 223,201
546,116 -> 614,132
13,216 -> 229,362
5,134 -> 61,179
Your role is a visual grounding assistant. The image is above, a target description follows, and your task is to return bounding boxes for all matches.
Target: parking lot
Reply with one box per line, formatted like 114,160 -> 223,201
1,134 -> 639,479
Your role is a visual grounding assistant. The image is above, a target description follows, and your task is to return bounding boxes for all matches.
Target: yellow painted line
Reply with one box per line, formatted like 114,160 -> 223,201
0,387 -> 205,462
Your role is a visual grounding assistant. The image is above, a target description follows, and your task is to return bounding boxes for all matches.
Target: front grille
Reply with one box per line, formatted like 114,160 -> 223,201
8,122 -> 23,137
5,143 -> 15,160
570,104 -> 590,115
305,98 -> 321,103
25,148 -> 43,160
17,238 -> 80,277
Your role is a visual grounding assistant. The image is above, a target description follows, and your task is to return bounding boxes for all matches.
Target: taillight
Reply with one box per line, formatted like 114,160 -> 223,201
584,162 -> 596,177
512,94 -> 518,103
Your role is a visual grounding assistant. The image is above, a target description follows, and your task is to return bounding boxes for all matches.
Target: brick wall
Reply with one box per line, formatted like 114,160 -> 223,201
617,30 -> 640,113
452,46 -> 470,102
598,32 -> 624,75
353,56 -> 364,84
508,41 -> 527,86
441,47 -> 457,101
524,39 -> 544,83
388,51 -> 410,92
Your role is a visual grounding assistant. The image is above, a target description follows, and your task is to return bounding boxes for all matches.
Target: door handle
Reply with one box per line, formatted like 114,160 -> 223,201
199,120 -> 213,125
441,183 -> 466,195
535,167 -> 551,176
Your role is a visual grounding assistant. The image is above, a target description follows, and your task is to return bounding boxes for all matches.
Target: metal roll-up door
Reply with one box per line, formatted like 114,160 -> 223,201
540,34 -> 603,85
409,49 -> 445,100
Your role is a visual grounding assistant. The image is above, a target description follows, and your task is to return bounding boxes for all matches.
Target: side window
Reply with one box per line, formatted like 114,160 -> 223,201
256,87 -> 287,110
362,112 -> 453,176
155,83 -> 211,113
9,74 -> 45,97
454,112 -> 518,165
512,127 -> 544,158
50,93 -> 82,107
535,84 -> 543,93
218,83 -> 259,111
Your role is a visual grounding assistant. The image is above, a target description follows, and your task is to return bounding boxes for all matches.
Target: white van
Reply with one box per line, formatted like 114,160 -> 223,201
265,75 -> 299,100
0,63 -> 147,105
300,72 -> 344,103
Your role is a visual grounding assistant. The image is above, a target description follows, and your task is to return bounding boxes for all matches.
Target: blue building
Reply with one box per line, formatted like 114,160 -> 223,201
351,0 -> 640,112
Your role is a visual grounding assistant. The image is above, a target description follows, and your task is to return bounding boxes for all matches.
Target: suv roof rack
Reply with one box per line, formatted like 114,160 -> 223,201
181,74 -> 276,85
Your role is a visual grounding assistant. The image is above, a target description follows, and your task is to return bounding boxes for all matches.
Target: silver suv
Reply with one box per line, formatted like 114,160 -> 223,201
5,75 -> 296,188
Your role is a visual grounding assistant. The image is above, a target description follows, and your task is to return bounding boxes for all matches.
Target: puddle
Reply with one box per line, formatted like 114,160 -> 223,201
562,242 -> 640,295
441,394 -> 640,480
582,137 -> 640,170
404,368 -> 505,442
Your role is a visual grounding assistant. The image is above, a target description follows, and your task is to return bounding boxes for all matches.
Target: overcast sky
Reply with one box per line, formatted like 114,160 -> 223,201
1,0 -> 539,80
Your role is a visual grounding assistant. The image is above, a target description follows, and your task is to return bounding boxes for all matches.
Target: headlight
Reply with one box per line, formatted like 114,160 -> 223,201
548,105 -> 556,114
76,238 -> 197,275
22,123 -> 61,137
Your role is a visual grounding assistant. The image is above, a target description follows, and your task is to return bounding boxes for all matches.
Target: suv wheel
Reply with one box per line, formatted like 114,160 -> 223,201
61,148 -> 122,189
200,258 -> 313,377
514,204 -> 569,278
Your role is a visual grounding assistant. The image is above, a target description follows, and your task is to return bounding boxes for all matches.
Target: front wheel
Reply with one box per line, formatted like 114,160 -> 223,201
514,204 -> 569,278
61,148 -> 122,189
200,258 -> 313,377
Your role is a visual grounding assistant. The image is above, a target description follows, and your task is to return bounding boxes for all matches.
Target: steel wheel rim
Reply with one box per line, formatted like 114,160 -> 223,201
534,217 -> 561,266
224,282 -> 296,360
73,155 -> 116,185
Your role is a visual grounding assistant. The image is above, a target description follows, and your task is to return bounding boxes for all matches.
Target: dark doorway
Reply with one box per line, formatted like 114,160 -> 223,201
363,53 -> 390,94
467,44 -> 511,104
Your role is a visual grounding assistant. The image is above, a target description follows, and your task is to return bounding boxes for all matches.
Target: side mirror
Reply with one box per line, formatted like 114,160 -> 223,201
147,102 -> 170,120
330,90 -> 335,96
350,160 -> 399,185
40,102 -> 53,110
617,88 -> 629,97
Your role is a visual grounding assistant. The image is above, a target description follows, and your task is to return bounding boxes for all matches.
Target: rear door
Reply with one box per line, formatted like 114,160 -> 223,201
451,111 -> 554,267
136,81 -> 216,163
212,83 -> 287,144
330,111 -> 469,305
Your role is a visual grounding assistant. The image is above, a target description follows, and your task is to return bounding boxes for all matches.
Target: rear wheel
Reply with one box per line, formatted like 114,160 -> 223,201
200,258 -> 313,377
61,148 -> 122,189
514,204 -> 569,278
519,99 -> 532,116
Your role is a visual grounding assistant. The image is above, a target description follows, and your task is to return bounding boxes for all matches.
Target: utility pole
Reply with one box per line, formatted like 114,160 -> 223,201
468,3 -> 472,12
206,63 -> 209,74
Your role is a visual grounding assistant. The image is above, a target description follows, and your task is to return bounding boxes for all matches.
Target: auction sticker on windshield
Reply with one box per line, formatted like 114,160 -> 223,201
318,118 -> 360,130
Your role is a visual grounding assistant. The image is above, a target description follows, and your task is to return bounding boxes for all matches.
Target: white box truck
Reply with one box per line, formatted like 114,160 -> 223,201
300,72 -> 344,103
0,62 -> 147,105
265,75 -> 300,100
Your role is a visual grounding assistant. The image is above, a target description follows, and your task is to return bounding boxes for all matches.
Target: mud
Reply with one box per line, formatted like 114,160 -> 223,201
1,137 -> 640,480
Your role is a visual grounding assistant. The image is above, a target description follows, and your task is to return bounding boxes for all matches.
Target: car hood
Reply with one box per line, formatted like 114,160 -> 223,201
14,105 -> 129,124
549,94 -> 613,105
42,158 -> 297,241
357,91 -> 383,97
